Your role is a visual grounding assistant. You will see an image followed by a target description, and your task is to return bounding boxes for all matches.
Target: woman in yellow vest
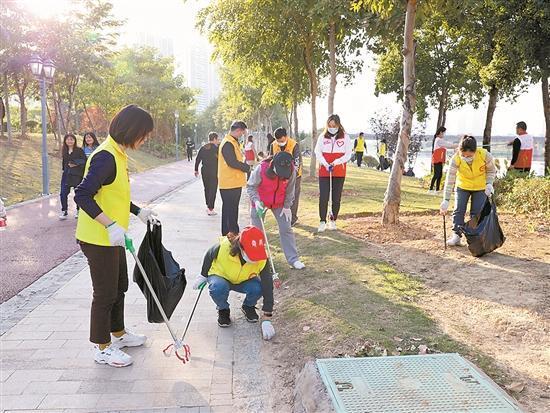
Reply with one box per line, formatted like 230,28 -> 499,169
440,135 -> 496,246
271,127 -> 303,225
192,226 -> 277,340
354,132 -> 368,167
218,120 -> 250,235
74,105 -> 157,367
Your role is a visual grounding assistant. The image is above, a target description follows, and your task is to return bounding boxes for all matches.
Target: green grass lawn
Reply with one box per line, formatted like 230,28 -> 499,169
266,161 -> 506,389
0,134 -> 173,206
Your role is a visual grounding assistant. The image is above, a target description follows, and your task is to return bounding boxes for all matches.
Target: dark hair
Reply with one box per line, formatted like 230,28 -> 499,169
82,131 -> 99,148
62,133 -> 78,157
230,120 -> 247,132
516,121 -> 527,131
381,138 -> 387,144
257,151 -> 265,158
208,132 -> 218,141
359,132 -> 364,136
325,114 -> 345,134
274,127 -> 287,140
432,126 -> 447,153
109,105 -> 154,149
247,135 -> 254,142
459,135 -> 477,152
227,232 -> 242,257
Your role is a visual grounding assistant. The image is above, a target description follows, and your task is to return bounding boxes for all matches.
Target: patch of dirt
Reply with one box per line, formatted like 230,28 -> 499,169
342,213 -> 550,412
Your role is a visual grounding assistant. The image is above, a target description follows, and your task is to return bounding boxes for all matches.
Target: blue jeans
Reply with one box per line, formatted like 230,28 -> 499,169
452,188 -> 486,235
207,275 -> 262,310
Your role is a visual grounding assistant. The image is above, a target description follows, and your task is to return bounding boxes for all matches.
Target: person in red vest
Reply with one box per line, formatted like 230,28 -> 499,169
508,121 -> 534,173
429,126 -> 457,194
247,151 -> 305,270
314,114 -> 353,233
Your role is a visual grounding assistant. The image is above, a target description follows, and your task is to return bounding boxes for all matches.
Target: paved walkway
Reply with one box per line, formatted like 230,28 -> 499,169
0,179 -> 272,412
0,160 -> 196,303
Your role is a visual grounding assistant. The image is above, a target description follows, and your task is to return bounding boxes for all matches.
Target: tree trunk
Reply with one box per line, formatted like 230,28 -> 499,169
328,20 -> 337,116
436,88 -> 447,128
540,63 -> 550,175
45,99 -> 58,144
3,73 -> 12,144
0,96 -> 4,138
483,86 -> 498,152
304,38 -> 318,177
20,98 -> 27,138
382,0 -> 417,226
82,101 -> 96,134
293,100 -> 299,138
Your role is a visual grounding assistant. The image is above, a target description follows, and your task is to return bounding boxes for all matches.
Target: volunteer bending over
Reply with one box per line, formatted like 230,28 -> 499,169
440,135 -> 496,246
314,114 -> 353,232
248,152 -> 305,270
193,227 -> 277,340
75,105 -> 158,367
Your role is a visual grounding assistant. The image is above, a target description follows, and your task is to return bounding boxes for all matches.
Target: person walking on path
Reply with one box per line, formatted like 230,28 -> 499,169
439,135 -> 496,246
186,137 -> 196,162
314,114 -> 353,233
74,105 -> 159,367
353,132 -> 368,167
429,126 -> 457,194
244,135 -> 257,179
195,132 -> 220,216
508,121 -> 534,173
248,151 -> 305,270
192,227 -> 277,340
377,138 -> 388,170
82,132 -> 100,158
271,127 -> 303,226
218,120 -> 250,235
59,133 -> 86,220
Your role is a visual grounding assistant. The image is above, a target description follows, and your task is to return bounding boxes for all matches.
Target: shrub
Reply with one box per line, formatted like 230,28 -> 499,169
495,172 -> 550,217
364,155 -> 379,168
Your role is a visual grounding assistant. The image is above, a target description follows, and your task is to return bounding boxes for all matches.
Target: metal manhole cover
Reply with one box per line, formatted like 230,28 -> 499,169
316,354 -> 522,413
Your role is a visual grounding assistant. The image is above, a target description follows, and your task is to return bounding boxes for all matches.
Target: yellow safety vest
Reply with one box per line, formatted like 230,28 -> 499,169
272,137 -> 302,177
356,136 -> 365,153
76,136 -> 130,246
218,135 -> 247,189
378,142 -> 387,156
454,148 -> 487,191
208,237 -> 267,285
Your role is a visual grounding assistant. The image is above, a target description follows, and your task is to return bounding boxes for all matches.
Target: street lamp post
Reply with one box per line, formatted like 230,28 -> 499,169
174,111 -> 180,161
29,55 -> 56,196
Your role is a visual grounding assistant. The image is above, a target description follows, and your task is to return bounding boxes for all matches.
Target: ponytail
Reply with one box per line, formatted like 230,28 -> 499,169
226,232 -> 242,257
432,126 -> 447,153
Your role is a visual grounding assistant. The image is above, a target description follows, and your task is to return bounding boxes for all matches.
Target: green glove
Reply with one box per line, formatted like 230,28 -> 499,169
255,200 -> 267,219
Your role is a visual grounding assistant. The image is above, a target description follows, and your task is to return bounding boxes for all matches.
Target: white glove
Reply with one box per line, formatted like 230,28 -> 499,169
193,275 -> 208,290
485,184 -> 494,197
319,157 -> 330,169
107,223 -> 126,247
137,208 -> 158,224
440,200 -> 449,215
280,207 -> 292,223
261,320 -> 276,340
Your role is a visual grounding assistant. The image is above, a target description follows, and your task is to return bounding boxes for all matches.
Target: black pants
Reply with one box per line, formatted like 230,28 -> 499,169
187,149 -> 193,161
430,163 -> 443,191
291,176 -> 301,225
356,152 -> 364,167
220,187 -> 242,235
202,170 -> 218,210
319,176 -> 345,222
80,242 -> 128,344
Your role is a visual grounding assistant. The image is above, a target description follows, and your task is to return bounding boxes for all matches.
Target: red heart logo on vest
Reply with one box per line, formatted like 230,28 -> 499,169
336,140 -> 344,147
324,139 -> 331,145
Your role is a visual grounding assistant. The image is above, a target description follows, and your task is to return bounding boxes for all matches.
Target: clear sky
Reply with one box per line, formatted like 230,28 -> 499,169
17,0 -> 546,137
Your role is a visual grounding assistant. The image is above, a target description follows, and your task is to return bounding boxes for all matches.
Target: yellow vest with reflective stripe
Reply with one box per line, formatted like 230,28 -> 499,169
454,148 -> 487,191
76,136 -> 131,246
355,136 -> 365,153
208,237 -> 267,285
378,142 -> 387,156
272,137 -> 302,177
218,135 -> 247,189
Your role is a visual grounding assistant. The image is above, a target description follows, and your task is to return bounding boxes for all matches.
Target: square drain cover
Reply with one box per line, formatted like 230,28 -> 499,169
316,354 -> 522,413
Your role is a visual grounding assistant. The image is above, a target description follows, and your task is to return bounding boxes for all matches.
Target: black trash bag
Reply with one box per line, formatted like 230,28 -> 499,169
459,197 -> 506,257
133,221 -> 186,323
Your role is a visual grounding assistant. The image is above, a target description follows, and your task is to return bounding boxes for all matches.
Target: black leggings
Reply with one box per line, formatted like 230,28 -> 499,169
220,187 -> 242,235
202,170 -> 218,210
319,176 -> 345,222
356,152 -> 363,167
430,163 -> 443,191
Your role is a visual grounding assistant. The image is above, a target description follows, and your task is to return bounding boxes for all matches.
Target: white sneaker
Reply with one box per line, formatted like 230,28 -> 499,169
58,211 -> 68,220
318,222 -> 326,233
94,344 -> 133,367
111,329 -> 147,349
207,209 -> 217,216
327,220 -> 337,230
74,210 -> 79,218
447,233 -> 462,246
427,190 -> 435,195
292,260 -> 305,270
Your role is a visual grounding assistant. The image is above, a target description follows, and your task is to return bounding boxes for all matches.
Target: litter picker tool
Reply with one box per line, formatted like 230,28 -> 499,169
443,214 -> 447,251
258,214 -> 281,289
125,235 -> 190,364
328,167 -> 334,221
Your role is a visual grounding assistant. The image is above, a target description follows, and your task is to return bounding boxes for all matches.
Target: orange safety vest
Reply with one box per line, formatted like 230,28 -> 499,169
432,147 -> 446,164
514,134 -> 534,169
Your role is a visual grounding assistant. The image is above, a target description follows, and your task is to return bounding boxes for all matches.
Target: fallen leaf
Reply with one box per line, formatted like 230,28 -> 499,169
302,326 -> 311,332
382,349 -> 388,356
411,337 -> 422,342
393,336 -> 403,342
505,382 -> 525,393
396,347 -> 402,352
409,345 -> 416,351
418,345 -> 428,355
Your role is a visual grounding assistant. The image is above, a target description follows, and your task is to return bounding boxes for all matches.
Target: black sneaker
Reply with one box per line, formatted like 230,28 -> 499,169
218,309 -> 231,327
241,305 -> 259,323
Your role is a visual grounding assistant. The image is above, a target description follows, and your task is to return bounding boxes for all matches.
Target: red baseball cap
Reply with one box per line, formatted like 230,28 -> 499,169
240,226 -> 268,261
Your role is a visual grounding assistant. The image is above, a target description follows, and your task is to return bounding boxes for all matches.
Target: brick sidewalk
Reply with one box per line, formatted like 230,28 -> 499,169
0,180 -> 272,412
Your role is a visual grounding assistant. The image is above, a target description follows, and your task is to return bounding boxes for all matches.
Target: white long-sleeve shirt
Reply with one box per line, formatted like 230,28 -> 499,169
314,132 -> 353,168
